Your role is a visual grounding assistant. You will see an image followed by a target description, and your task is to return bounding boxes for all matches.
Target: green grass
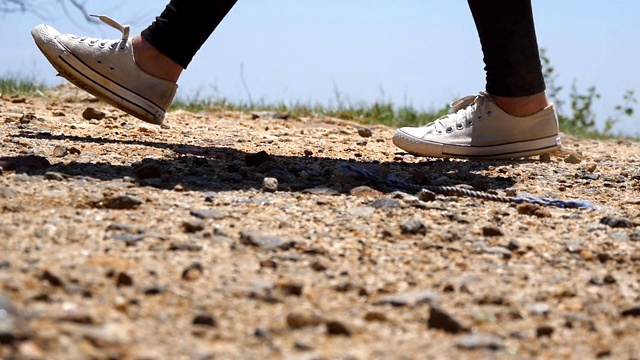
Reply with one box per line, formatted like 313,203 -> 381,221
1,74 -> 636,140
0,74 -> 46,97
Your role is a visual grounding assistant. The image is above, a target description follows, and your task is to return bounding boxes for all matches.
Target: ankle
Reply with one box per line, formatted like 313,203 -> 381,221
132,36 -> 183,83
490,92 -> 550,117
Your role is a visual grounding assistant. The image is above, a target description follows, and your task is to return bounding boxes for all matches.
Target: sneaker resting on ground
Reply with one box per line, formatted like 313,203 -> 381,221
31,15 -> 177,125
392,92 -> 560,159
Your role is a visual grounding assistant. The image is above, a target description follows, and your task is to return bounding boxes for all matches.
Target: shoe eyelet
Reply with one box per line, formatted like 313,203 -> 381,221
97,60 -> 102,64
467,120 -> 473,126
109,66 -> 115,71
456,123 -> 464,130
446,127 -> 454,134
477,115 -> 483,121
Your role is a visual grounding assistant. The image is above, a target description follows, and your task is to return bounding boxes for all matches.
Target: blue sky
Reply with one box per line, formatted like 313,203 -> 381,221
1,1 -> 639,134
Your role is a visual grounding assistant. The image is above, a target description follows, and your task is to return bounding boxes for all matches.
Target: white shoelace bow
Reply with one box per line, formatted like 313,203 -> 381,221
90,14 -> 130,40
432,93 -> 488,134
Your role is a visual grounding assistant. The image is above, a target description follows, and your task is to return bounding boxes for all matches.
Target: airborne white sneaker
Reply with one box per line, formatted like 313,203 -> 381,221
392,92 -> 560,159
31,15 -> 177,125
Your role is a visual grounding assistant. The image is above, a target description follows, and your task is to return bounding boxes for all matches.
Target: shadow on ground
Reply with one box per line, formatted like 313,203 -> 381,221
5,132 -> 524,194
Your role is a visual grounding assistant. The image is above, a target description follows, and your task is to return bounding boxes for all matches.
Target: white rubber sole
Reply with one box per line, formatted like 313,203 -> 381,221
393,130 -> 561,160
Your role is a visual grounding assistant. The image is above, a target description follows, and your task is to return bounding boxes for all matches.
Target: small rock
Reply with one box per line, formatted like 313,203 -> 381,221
564,154 -> 582,164
182,262 -> 204,281
82,107 -> 106,120
19,113 -> 36,124
400,220 -> 427,235
0,187 -> 18,198
239,230 -> 289,250
116,272 -> 134,287
44,171 -> 66,181
585,163 -> 597,172
41,269 -> 64,287
168,243 -> 202,252
348,206 -> 375,218
68,146 -> 82,155
428,306 -> 468,334
417,189 -> 437,202
371,197 -> 400,210
350,186 -> 383,199
357,127 -> 372,138
364,311 -> 387,322
278,281 -> 304,296
182,219 -> 205,233
527,303 -> 551,316
482,226 -> 503,237
52,110 -> 65,116
457,333 -> 504,350
104,195 -> 143,210
0,296 -> 32,343
190,209 -> 224,220
375,289 -> 438,307
286,311 -> 323,329
517,203 -> 551,218
192,314 -> 216,327
536,325 -> 554,338
621,305 -> 640,317
262,177 -> 278,192
52,145 -> 68,158
326,320 -> 352,336
600,216 -> 633,228
539,153 -> 551,163
575,170 -> 599,180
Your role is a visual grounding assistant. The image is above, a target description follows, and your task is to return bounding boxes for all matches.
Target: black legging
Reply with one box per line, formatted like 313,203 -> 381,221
141,0 -> 545,97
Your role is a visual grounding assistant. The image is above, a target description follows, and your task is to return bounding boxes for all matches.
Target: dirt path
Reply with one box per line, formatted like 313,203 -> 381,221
1,85 -> 639,359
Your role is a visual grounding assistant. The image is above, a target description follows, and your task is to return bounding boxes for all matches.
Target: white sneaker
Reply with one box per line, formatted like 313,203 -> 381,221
393,92 -> 561,159
31,15 -> 177,125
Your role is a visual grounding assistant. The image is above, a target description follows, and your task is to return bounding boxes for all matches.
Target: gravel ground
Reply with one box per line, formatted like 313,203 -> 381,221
1,85 -> 639,359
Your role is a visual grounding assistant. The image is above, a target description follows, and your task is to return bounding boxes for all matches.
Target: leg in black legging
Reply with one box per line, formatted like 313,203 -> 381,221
141,0 -> 238,69
467,0 -> 545,97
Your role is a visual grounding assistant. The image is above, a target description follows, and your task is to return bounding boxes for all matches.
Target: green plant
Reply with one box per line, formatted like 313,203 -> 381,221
0,74 -> 46,97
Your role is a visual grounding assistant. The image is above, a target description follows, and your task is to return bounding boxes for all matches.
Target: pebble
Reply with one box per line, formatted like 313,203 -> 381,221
620,305 -> 640,317
600,216 -> 633,228
347,206 -> 375,218
0,296 -> 31,343
417,189 -> 437,202
239,230 -> 289,250
262,177 -> 278,192
104,195 -> 143,210
41,269 -> 64,287
564,154 -> 582,164
52,145 -> 68,158
190,209 -> 224,220
168,243 -> 202,252
116,272 -> 134,287
536,325 -> 554,338
457,333 -> 505,350
482,226 -> 503,237
82,107 -> 106,120
539,153 -> 551,163
286,311 -> 323,329
192,314 -> 217,327
575,170 -> 599,180
325,320 -> 352,337
427,306 -> 468,334
182,219 -> 205,233
44,171 -> 66,181
371,197 -> 400,210
357,127 -> 373,138
375,289 -> 439,307
182,262 -> 204,281
0,187 -> 18,198
109,233 -> 144,246
400,220 -> 427,235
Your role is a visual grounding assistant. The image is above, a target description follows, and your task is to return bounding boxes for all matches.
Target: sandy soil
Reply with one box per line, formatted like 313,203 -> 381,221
1,84 -> 639,359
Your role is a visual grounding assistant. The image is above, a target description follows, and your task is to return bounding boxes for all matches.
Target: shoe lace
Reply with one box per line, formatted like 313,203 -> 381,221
431,92 -> 490,134
69,14 -> 130,50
